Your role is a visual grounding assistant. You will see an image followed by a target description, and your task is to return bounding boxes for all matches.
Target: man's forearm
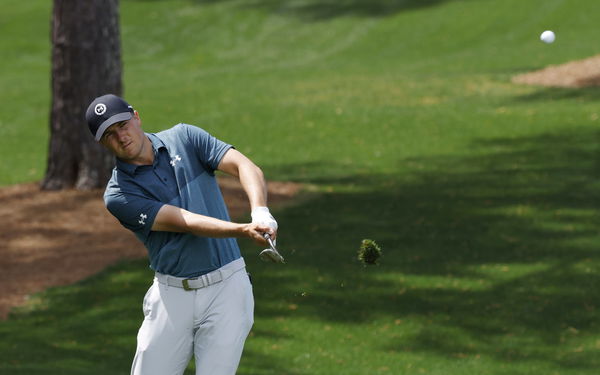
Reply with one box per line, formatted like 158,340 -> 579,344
180,209 -> 246,237
217,149 -> 268,210
237,163 -> 268,210
153,205 -> 245,237
152,205 -> 272,244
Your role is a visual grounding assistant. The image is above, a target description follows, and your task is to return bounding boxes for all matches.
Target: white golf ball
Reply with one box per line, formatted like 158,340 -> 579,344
540,30 -> 555,44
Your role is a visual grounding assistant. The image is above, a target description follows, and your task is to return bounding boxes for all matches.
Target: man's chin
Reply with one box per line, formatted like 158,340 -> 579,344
116,151 -> 136,162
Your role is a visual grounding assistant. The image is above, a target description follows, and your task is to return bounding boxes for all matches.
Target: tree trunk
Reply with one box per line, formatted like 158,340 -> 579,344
42,0 -> 122,190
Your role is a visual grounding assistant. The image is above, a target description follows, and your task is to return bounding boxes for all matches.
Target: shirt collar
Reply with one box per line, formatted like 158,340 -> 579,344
115,133 -> 167,176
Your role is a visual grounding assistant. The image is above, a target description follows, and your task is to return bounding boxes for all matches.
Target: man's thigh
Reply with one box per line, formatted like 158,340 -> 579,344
193,270 -> 254,375
131,280 -> 195,375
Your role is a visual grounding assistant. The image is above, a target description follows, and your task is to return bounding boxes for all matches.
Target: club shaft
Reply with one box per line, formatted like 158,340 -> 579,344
266,236 -> 277,252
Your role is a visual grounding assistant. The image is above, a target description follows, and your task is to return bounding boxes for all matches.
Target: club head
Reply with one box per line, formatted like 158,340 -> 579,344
260,233 -> 285,263
259,248 -> 285,263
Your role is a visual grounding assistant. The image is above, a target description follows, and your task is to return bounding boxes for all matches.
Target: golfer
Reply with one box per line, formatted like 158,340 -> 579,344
85,94 -> 278,375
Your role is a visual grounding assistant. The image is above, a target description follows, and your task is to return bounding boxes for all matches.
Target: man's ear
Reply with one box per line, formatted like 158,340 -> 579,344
133,110 -> 142,126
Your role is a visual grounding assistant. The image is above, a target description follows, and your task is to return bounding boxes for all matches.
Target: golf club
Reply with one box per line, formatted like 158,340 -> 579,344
259,233 -> 285,263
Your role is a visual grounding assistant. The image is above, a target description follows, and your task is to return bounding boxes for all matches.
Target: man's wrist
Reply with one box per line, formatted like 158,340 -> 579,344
251,206 -> 270,222
251,206 -> 270,215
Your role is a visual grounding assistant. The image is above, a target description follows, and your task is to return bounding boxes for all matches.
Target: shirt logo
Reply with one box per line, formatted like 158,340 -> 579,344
138,213 -> 147,225
94,103 -> 107,116
170,154 -> 182,167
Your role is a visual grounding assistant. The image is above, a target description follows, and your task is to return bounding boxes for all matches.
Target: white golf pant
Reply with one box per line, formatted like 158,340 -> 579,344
131,258 -> 254,375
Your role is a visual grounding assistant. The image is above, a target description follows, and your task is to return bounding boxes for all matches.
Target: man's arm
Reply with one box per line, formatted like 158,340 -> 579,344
217,148 -> 278,237
151,204 -> 272,245
217,149 -> 268,210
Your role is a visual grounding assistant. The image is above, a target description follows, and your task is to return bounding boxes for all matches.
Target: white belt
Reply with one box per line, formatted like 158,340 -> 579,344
155,258 -> 246,291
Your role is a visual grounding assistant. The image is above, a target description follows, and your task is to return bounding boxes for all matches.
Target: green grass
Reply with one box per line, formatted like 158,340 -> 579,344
2,0 -> 600,373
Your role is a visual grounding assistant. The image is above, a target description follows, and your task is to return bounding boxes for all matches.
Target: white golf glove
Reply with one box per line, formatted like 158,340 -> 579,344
252,207 -> 284,263
251,206 -> 278,231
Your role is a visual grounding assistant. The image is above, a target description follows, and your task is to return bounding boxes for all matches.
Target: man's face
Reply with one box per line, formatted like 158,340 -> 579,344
99,111 -> 146,162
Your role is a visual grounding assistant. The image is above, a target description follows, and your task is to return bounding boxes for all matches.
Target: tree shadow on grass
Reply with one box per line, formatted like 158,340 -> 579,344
0,261 -> 148,374
251,127 -> 600,370
190,0 -> 456,20
1,128 -> 599,372
512,86 -> 600,102
0,260 -> 296,375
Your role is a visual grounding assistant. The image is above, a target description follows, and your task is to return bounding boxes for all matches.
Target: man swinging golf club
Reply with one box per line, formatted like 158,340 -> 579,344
86,94 -> 281,375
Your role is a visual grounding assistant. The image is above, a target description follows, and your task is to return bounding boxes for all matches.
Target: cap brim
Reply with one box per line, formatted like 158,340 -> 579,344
95,112 -> 133,141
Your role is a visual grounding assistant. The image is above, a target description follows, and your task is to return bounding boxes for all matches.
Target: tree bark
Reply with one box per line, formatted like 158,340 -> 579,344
43,0 -> 122,190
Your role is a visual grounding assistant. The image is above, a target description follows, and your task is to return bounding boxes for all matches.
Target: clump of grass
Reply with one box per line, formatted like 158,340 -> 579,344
358,239 -> 382,265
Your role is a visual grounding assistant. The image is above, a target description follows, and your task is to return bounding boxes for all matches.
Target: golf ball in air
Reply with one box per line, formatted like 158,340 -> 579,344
540,30 -> 555,44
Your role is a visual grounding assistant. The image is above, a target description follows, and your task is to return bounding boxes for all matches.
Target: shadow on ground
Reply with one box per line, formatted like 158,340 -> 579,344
250,127 -> 600,370
1,128 -> 599,373
183,0 -> 456,20
513,86 -> 600,102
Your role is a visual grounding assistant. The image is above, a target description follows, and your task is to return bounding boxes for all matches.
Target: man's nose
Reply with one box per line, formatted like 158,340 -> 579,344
115,127 -> 128,142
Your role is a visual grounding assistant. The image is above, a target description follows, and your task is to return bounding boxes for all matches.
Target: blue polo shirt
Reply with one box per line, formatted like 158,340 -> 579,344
104,123 -> 241,277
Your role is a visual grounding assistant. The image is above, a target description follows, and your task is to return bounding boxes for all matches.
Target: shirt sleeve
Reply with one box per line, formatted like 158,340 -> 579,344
104,188 -> 164,240
182,123 -> 233,172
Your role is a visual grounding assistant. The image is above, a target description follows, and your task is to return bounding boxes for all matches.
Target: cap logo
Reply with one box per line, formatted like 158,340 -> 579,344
94,103 -> 107,116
